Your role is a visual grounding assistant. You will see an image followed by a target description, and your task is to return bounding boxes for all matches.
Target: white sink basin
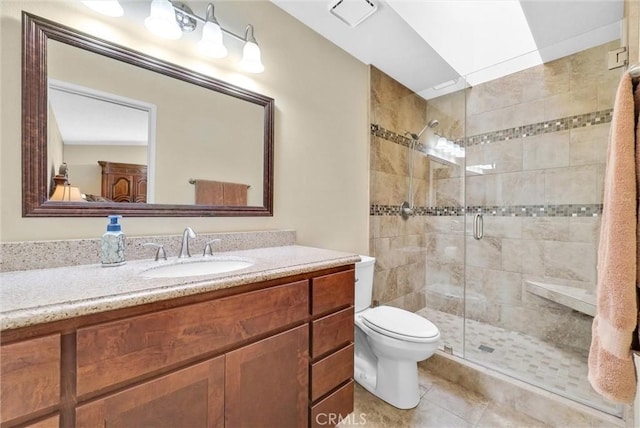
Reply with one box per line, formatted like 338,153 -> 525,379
141,257 -> 254,278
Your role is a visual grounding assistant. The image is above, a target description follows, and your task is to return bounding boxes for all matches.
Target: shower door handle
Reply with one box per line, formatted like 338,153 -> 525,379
473,213 -> 484,240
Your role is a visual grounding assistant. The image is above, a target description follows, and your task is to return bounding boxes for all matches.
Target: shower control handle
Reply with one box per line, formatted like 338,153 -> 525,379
473,213 -> 484,240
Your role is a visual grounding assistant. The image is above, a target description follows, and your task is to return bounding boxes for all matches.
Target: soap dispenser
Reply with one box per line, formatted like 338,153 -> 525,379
101,215 -> 126,267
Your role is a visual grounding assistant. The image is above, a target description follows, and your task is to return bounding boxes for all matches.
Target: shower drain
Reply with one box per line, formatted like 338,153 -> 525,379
478,344 -> 495,353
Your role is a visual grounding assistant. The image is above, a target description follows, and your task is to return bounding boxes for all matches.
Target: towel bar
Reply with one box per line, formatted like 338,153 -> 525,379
189,178 -> 250,188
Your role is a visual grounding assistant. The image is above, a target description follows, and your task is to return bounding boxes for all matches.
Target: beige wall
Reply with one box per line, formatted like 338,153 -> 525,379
63,145 -> 147,196
0,0 -> 370,255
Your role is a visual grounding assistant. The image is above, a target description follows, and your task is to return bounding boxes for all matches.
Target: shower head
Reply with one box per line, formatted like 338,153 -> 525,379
406,118 -> 440,141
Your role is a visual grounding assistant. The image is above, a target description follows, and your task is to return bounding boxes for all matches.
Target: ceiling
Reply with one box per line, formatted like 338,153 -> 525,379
49,84 -> 149,146
271,0 -> 624,99
52,0 -> 624,145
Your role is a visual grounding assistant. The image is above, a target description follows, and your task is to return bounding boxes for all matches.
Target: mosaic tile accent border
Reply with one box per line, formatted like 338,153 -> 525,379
370,204 -> 603,217
466,109 -> 613,147
370,124 -> 429,152
371,109 -> 613,149
371,124 -> 413,147
370,205 -> 463,216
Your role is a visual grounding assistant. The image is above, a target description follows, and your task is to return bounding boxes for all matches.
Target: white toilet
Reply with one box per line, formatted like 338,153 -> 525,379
354,255 -> 440,409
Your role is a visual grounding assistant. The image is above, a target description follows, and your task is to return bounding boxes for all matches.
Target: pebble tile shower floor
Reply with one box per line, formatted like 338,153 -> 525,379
416,307 -> 620,417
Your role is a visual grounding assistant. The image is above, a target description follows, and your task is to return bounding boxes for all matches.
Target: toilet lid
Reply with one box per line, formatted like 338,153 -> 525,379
360,306 -> 439,342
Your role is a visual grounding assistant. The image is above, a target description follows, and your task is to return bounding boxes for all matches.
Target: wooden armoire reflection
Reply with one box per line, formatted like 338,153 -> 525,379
98,161 -> 147,203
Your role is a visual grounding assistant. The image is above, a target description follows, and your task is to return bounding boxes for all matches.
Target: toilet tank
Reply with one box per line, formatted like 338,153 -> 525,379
355,255 -> 376,312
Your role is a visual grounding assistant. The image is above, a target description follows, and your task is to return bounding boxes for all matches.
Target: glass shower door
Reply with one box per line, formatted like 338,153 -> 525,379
462,40 -> 624,416
418,89 -> 468,358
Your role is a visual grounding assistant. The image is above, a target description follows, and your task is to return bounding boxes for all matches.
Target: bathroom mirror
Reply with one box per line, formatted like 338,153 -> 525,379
22,12 -> 274,217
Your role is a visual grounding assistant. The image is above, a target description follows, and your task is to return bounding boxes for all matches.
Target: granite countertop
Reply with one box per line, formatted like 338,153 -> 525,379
1,245 -> 360,331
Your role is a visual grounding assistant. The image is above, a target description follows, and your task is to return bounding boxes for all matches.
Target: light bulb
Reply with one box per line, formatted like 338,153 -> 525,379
240,41 -> 264,73
198,21 -> 228,58
144,0 -> 182,40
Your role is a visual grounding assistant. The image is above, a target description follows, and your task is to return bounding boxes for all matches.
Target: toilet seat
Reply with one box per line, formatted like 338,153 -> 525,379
360,306 -> 439,343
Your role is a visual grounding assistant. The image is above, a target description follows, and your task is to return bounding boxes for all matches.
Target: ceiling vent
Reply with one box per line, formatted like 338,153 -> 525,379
329,0 -> 377,28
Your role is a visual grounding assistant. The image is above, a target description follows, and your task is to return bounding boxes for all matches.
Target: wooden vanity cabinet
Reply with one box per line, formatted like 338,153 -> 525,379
24,415 -> 61,428
226,325 -> 309,427
309,270 -> 356,428
76,357 -> 225,428
75,281 -> 309,397
0,265 -> 356,428
0,334 -> 61,425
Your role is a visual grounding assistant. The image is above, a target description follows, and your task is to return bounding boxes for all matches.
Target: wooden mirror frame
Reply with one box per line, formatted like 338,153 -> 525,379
22,12 -> 274,217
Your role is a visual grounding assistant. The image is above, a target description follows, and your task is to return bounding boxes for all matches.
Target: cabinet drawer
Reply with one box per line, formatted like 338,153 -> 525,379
311,343 -> 354,401
311,269 -> 354,315
77,281 -> 309,397
311,306 -> 354,358
1,334 -> 60,423
310,380 -> 354,428
76,356 -> 224,428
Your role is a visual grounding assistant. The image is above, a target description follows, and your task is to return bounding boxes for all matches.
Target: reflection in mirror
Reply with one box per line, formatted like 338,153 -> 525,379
23,12 -> 274,217
48,79 -> 154,202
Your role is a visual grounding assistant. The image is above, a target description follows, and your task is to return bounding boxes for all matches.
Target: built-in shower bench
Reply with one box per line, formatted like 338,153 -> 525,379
525,280 -> 596,317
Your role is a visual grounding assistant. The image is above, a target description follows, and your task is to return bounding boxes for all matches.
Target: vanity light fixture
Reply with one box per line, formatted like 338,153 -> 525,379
145,0 -> 182,39
197,4 -> 227,58
239,25 -> 264,73
82,0 -> 124,17
144,0 -> 265,73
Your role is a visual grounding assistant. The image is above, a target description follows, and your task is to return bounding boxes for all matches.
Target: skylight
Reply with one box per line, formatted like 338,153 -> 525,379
387,0 -> 542,86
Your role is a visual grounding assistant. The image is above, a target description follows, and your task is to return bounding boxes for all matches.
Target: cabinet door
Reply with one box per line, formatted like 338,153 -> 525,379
226,325 -> 309,428
133,176 -> 147,203
108,175 -> 134,202
76,356 -> 224,428
0,334 -> 60,424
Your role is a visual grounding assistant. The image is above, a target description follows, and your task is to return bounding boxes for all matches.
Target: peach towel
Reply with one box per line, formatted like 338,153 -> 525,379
588,72 -> 639,404
194,180 -> 248,206
221,182 -> 248,206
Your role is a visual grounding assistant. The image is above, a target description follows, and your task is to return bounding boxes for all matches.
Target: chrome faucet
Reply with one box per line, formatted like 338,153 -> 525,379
179,227 -> 196,258
203,239 -> 221,256
142,242 -> 167,261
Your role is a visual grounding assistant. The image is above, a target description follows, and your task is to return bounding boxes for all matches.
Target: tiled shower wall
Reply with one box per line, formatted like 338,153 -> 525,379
370,41 -> 623,351
369,66 -> 430,310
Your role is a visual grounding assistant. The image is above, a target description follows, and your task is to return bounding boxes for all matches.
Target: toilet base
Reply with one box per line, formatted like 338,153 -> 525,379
355,354 -> 421,409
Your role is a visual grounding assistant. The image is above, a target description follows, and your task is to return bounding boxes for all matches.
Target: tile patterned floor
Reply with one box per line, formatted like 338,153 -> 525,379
416,307 -> 621,417
339,365 -> 550,428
